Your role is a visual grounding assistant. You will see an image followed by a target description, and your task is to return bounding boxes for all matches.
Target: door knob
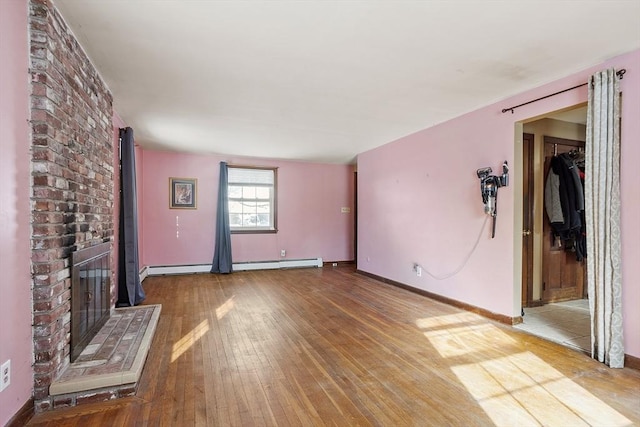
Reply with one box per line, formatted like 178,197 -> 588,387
523,230 -> 531,236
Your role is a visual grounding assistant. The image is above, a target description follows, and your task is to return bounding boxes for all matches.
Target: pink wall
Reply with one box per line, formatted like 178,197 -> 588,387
135,145 -> 144,265
358,49 -> 640,359
139,150 -> 354,266
0,0 -> 33,423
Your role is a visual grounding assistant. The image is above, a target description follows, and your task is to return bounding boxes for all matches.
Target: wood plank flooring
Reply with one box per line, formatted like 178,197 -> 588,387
27,266 -> 640,426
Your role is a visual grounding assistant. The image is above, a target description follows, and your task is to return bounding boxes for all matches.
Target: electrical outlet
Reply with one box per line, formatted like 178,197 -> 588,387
413,263 -> 422,277
0,359 -> 10,392
280,249 -> 286,257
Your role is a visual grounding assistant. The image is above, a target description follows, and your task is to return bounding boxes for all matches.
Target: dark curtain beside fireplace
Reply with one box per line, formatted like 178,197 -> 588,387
118,127 -> 145,306
211,161 -> 233,273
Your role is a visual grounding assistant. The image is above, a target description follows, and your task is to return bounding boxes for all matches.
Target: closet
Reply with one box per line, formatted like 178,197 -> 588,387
542,136 -> 586,303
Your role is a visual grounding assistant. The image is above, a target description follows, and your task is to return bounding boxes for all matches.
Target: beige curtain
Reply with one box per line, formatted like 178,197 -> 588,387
585,68 -> 624,368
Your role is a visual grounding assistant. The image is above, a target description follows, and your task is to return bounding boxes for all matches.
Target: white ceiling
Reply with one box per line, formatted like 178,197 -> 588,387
53,0 -> 640,164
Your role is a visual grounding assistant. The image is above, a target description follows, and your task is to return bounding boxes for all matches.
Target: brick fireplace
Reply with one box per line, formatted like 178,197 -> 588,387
29,0 -> 117,411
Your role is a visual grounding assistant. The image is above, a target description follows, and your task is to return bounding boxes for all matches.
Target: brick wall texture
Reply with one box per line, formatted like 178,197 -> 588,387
29,0 -> 115,411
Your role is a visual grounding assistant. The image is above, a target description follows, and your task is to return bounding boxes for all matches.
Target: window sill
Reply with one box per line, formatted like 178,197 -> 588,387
231,229 -> 278,235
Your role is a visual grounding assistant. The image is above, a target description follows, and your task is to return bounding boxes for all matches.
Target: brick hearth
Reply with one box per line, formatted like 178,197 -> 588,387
49,305 -> 161,409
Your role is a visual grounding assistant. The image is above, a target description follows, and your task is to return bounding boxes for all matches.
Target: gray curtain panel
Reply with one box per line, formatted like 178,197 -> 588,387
211,161 -> 233,273
118,127 -> 146,306
585,68 -> 624,368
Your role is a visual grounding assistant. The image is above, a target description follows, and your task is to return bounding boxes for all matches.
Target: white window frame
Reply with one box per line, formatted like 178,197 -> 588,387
227,166 -> 277,233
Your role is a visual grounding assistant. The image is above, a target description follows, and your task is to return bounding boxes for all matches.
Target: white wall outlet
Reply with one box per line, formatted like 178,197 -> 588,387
413,263 -> 422,277
0,359 -> 10,392
280,249 -> 286,257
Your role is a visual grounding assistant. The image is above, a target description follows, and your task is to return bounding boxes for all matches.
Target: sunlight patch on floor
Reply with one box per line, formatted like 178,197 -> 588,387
416,314 -> 631,427
417,314 -> 517,359
422,323 -> 517,358
415,312 -> 480,329
171,319 -> 210,363
216,296 -> 235,320
452,352 -> 631,426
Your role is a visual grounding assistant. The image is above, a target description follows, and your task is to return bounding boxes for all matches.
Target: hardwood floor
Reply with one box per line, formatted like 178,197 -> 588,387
28,266 -> 640,426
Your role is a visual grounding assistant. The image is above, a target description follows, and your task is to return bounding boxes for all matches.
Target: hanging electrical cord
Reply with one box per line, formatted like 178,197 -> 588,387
417,215 -> 490,280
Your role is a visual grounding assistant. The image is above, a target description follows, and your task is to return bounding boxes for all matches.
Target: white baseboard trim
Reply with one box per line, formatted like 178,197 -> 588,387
235,258 -> 323,271
144,258 -> 323,277
147,264 -> 211,276
139,266 -> 149,283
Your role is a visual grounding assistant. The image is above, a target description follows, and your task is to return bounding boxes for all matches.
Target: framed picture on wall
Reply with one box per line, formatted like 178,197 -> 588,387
169,177 -> 197,209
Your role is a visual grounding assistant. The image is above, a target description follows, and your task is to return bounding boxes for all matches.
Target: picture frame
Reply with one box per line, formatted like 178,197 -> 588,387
169,177 -> 197,209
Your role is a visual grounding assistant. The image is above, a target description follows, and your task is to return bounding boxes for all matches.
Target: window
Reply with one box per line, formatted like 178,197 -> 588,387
228,166 -> 277,233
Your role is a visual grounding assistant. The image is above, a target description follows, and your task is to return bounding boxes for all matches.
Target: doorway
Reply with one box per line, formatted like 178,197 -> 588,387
516,106 -> 591,353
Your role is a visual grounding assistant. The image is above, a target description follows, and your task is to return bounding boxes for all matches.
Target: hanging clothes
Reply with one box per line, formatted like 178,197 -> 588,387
560,153 -> 584,211
544,152 -> 586,261
544,168 -> 564,224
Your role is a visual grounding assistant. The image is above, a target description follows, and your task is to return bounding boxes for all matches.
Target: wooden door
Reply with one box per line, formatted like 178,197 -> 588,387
542,136 -> 586,303
521,133 -> 534,307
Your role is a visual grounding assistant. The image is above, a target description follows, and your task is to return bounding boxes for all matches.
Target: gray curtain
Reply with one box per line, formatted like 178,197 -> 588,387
585,68 -> 624,368
211,161 -> 233,273
117,127 -> 145,306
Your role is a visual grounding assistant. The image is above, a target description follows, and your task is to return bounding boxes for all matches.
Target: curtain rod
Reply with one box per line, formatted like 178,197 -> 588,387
501,68 -> 626,114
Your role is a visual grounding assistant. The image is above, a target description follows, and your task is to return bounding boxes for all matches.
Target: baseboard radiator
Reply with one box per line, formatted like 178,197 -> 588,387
142,258 -> 323,278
